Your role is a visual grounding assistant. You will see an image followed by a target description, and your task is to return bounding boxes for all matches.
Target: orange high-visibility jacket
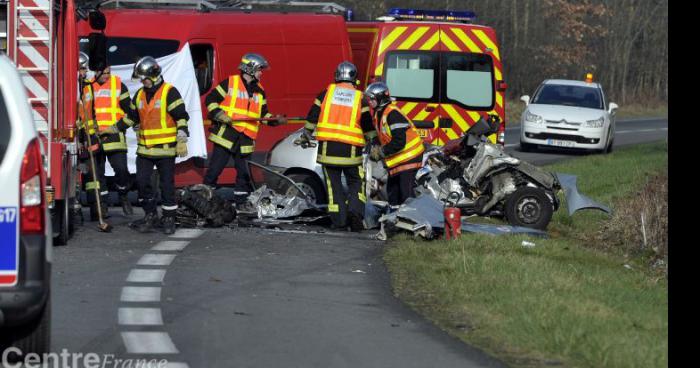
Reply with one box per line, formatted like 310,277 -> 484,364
315,83 -> 365,147
92,75 -> 125,131
377,104 -> 425,176
219,75 -> 264,140
135,83 -> 177,148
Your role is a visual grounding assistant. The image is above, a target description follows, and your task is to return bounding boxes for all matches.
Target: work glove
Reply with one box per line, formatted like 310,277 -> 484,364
176,130 -> 188,158
370,145 -> 384,162
293,129 -> 314,148
99,125 -> 120,136
215,110 -> 233,125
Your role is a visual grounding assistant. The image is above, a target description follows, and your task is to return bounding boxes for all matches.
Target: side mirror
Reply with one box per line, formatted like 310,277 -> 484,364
520,95 -> 530,105
608,102 -> 618,114
496,80 -> 508,92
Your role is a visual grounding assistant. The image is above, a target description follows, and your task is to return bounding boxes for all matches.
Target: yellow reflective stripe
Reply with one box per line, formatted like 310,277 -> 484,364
316,132 -> 365,146
240,145 -> 255,154
317,153 -> 363,166
358,166 -> 366,203
111,76 -> 118,125
321,84 -> 336,124
386,137 -> 424,167
103,141 -> 127,151
440,31 -> 461,52
451,28 -> 481,53
316,122 -> 364,135
123,116 -> 136,127
176,119 -> 188,129
472,29 -> 500,60
496,93 -> 504,109
137,145 -> 176,157
168,99 -> 184,112
420,31 -> 440,50
140,136 -> 177,145
120,92 -> 130,101
442,104 -> 469,132
161,84 -> 172,130
494,67 -> 503,81
142,127 -> 177,135
374,62 -> 384,77
232,122 -> 260,132
379,26 -> 408,55
209,126 -> 234,149
398,26 -> 430,50
445,128 -> 460,141
85,181 -> 100,190
95,107 -> 122,113
350,90 -> 361,124
322,166 -> 338,213
216,85 -> 226,97
207,103 -> 219,112
304,121 -> 317,131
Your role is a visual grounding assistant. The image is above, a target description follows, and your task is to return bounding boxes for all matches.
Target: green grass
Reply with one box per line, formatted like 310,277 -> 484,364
384,141 -> 668,368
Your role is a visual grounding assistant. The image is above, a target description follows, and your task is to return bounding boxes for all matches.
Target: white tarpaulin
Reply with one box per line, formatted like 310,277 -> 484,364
105,43 -> 206,175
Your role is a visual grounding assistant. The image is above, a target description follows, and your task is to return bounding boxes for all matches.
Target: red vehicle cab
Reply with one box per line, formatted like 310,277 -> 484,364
347,8 -> 507,146
78,6 -> 352,187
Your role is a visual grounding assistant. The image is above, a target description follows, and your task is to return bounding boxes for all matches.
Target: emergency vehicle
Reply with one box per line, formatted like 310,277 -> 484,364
4,0 -> 82,245
347,8 -> 507,146
76,0 -> 354,187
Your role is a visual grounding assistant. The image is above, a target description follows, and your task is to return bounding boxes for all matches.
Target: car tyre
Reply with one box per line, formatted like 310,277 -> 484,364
53,199 -> 71,246
287,173 -> 327,205
5,295 -> 51,360
504,187 -> 554,230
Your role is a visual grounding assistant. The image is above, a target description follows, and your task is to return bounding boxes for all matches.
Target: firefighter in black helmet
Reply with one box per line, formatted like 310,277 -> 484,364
203,53 -> 287,207
114,56 -> 190,234
299,61 -> 374,231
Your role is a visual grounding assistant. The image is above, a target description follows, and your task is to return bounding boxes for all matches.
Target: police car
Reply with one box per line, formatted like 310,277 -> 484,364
519,75 -> 618,153
0,54 -> 52,356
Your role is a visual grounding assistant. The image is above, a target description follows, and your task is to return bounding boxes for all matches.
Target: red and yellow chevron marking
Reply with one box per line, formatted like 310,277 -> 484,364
373,24 -> 506,146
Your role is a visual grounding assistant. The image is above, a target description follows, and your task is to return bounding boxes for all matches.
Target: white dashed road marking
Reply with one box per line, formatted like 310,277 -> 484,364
118,231 -> 203,367
138,254 -> 177,266
121,286 -> 162,302
127,269 -> 167,283
119,307 -> 164,326
121,332 -> 180,354
152,240 -> 190,251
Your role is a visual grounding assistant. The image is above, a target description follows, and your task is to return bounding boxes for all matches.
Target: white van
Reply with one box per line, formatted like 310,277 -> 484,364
0,53 -> 52,357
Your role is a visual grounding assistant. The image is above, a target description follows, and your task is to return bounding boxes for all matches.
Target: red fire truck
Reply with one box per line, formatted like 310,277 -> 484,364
5,0 -> 82,245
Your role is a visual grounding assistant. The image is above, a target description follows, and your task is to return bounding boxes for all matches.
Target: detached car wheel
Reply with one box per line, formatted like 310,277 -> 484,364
287,173 -> 326,205
504,187 -> 554,230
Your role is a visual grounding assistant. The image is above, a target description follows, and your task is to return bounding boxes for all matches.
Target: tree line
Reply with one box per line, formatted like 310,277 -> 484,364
343,0 -> 668,105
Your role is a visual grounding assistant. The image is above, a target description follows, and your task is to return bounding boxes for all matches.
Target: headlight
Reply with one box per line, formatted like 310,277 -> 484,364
584,116 -> 605,128
524,111 -> 543,124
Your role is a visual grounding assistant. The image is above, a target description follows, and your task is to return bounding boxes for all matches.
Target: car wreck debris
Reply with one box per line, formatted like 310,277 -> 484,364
175,184 -> 237,228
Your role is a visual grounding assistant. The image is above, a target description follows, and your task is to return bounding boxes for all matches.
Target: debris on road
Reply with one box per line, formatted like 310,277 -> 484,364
175,184 -> 236,228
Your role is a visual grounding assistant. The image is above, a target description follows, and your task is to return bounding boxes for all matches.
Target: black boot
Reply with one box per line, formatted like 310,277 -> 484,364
161,210 -> 176,235
90,203 -> 99,222
348,212 -> 364,232
134,212 -> 159,233
120,193 -> 133,216
100,195 -> 111,219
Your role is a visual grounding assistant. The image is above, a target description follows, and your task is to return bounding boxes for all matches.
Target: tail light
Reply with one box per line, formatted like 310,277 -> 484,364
20,138 -> 45,234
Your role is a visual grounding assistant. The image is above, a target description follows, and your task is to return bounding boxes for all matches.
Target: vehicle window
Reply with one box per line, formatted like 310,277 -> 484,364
190,44 -> 214,95
532,84 -> 603,109
384,51 -> 438,100
80,37 -> 180,66
0,90 -> 9,165
443,53 -> 494,109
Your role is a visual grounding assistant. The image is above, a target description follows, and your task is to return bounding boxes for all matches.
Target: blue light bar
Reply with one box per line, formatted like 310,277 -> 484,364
387,8 -> 476,23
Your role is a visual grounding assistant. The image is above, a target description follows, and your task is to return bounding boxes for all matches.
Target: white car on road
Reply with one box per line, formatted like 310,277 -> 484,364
519,78 -> 618,153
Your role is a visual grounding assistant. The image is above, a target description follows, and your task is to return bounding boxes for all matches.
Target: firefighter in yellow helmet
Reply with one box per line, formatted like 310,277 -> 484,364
113,56 -> 189,234
364,82 -> 425,206
203,53 -> 287,206
299,61 -> 374,231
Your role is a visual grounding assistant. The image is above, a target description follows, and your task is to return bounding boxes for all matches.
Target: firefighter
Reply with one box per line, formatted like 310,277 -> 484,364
297,61 -> 374,231
364,82 -> 425,206
77,63 -> 133,218
203,53 -> 287,206
112,56 -> 189,234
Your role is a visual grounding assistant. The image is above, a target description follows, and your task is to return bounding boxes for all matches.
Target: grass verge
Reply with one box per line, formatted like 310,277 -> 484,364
384,141 -> 668,368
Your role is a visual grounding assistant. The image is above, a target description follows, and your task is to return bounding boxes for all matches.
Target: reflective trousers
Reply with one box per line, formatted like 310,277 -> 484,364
203,143 -> 253,203
85,150 -> 130,205
322,164 -> 365,227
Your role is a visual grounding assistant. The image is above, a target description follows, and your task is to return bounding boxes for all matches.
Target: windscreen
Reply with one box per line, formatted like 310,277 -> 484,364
80,37 -> 180,65
444,53 -> 494,108
385,52 -> 437,100
532,84 -> 603,109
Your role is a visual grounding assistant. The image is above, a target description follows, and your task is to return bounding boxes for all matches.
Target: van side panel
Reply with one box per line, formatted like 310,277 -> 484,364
347,24 -> 380,90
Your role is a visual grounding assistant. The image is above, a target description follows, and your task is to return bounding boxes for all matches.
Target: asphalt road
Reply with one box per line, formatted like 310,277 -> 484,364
43,117 -> 667,368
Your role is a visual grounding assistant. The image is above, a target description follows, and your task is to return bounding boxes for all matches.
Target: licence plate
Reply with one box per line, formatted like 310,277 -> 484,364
0,207 -> 19,287
547,139 -> 575,148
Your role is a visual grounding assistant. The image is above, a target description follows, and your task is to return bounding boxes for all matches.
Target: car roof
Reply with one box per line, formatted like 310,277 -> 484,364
543,79 -> 601,89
